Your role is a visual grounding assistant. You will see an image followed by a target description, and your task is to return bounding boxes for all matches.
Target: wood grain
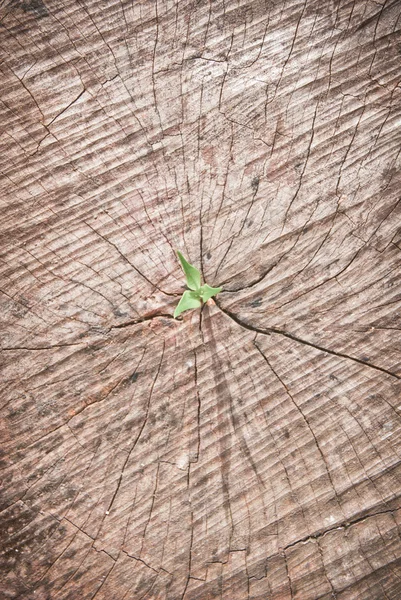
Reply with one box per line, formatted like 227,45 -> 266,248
1,0 -> 401,598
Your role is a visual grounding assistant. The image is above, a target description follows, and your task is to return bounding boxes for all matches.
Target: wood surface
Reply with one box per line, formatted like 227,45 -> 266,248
1,0 -> 401,598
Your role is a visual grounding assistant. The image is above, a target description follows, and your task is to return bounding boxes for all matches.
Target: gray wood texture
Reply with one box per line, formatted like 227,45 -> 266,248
1,0 -> 401,598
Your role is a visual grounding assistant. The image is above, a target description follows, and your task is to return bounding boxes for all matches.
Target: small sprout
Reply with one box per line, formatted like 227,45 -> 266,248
176,251 -> 201,291
174,251 -> 222,318
174,290 -> 202,317
198,283 -> 222,303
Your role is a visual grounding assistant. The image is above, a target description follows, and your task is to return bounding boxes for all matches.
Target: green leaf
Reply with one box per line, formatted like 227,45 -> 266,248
174,290 -> 202,318
199,284 -> 222,302
177,251 -> 201,291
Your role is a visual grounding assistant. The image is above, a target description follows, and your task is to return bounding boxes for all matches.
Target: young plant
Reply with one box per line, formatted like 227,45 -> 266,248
174,251 -> 222,318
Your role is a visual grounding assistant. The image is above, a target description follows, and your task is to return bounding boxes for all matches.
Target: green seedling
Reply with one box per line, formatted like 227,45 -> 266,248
174,251 -> 222,318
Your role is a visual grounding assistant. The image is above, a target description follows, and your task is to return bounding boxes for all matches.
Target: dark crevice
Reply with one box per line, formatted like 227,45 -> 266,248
282,504 -> 401,552
1,342 -> 86,351
242,504 -> 401,575
214,300 -> 400,380
109,313 -> 175,330
122,550 -> 159,573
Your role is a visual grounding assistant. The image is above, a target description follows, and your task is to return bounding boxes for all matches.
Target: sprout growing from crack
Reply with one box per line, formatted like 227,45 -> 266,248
174,251 -> 222,318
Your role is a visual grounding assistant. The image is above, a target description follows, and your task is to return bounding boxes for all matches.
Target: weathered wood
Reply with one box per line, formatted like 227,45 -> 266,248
1,0 -> 401,598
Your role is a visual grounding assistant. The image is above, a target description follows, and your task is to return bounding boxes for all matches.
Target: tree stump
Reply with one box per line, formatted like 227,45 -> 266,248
1,0 -> 401,598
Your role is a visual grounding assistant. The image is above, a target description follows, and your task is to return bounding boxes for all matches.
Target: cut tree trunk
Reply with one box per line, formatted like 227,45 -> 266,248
1,0 -> 401,598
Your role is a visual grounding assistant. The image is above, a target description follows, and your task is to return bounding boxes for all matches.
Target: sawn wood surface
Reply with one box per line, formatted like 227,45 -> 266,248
1,0 -> 401,598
